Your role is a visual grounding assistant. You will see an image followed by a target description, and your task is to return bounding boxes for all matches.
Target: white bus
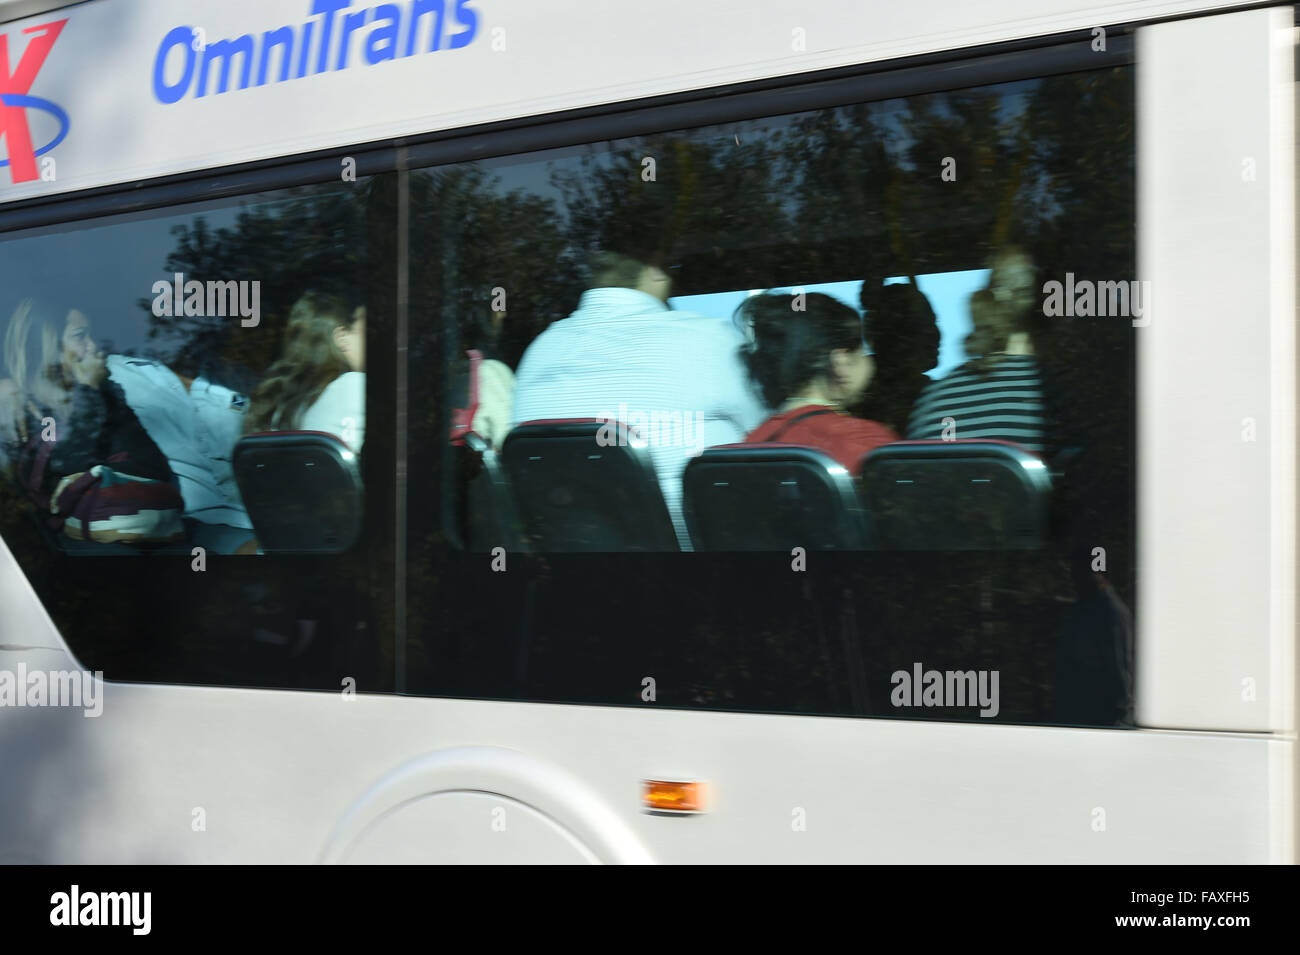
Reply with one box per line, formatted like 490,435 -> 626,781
0,0 -> 1293,864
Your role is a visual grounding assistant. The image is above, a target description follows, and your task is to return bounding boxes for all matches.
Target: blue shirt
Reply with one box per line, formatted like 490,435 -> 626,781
512,288 -> 768,547
107,356 -> 252,528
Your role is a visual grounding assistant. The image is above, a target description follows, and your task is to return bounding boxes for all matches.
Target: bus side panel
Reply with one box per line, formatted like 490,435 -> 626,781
0,534 -> 1280,864
1137,7 -> 1296,734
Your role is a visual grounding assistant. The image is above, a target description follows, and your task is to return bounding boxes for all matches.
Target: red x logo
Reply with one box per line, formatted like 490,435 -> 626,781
0,19 -> 67,184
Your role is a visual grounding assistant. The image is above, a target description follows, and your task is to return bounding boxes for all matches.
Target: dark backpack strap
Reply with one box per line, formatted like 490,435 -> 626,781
763,406 -> 838,443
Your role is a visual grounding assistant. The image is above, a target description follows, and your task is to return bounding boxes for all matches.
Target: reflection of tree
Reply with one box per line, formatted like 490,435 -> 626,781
401,67 -> 1139,725
125,67 -> 1131,726
553,132 -> 793,294
139,184 -> 370,390
410,166 -> 582,370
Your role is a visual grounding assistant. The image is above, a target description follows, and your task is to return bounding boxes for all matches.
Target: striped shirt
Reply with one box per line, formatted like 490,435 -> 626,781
512,287 -> 768,547
905,355 -> 1046,454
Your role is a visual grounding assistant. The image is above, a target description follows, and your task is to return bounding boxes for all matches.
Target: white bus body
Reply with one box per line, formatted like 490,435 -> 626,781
0,0 -> 1294,863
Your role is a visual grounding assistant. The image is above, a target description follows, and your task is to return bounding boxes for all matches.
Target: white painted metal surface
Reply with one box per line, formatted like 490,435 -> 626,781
0,0 -> 1294,863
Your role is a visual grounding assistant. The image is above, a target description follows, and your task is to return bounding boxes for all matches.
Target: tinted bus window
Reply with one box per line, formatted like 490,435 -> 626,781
407,66 -> 1137,726
0,177 -> 398,691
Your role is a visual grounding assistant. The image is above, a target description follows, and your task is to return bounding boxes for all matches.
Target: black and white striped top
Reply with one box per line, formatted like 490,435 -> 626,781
905,355 -> 1045,454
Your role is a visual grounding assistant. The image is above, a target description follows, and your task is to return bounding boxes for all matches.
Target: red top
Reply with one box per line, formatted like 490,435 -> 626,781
744,405 -> 899,475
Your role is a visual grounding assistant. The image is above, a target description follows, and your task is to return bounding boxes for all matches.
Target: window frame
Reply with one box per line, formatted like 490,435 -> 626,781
0,24 -> 1137,703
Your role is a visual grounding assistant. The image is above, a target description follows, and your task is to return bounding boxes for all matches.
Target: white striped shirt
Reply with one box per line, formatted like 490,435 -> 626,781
905,355 -> 1046,454
512,288 -> 768,546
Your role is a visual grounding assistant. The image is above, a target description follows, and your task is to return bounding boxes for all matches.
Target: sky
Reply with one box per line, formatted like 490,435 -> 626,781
670,268 -> 991,380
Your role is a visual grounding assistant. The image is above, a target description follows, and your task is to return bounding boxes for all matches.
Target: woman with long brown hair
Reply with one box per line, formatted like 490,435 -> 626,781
245,291 -> 366,450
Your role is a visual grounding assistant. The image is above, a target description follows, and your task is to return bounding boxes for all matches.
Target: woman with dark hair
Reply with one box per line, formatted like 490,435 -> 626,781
740,291 -> 898,474
246,291 -> 366,450
905,246 -> 1046,454
858,279 -> 940,433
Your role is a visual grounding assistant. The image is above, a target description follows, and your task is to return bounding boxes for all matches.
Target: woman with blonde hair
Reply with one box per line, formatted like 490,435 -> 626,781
245,291 -> 366,450
905,246 -> 1047,455
1,300 -> 91,447
0,299 -> 180,543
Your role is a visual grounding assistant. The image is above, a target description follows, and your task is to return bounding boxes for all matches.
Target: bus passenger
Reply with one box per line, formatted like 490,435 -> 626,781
452,295 -> 515,450
906,247 -> 1046,454
0,299 -> 183,544
245,292 -> 366,451
741,292 -> 898,473
857,279 -> 940,434
512,251 -> 766,547
107,355 -> 256,554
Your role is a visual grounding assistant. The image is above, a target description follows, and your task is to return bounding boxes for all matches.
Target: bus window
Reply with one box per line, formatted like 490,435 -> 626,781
0,178 -> 397,692
406,65 -> 1137,726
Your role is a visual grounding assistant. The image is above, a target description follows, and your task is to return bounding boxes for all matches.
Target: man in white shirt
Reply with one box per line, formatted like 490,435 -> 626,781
107,355 -> 255,552
512,252 -> 768,548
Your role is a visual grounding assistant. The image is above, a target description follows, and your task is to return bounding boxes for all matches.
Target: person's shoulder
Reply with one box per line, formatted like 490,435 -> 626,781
0,378 -> 17,401
670,311 -> 746,348
517,317 -> 573,358
308,372 -> 364,413
842,414 -> 900,444
324,371 -> 365,396
478,358 -> 515,388
106,354 -> 169,376
988,353 -> 1039,369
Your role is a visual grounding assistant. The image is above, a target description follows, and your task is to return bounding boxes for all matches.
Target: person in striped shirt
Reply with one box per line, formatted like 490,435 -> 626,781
906,248 -> 1046,455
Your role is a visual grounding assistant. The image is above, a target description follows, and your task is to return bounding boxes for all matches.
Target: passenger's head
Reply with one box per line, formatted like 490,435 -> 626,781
861,281 -> 939,375
740,292 -> 874,409
965,246 -> 1038,370
988,246 -> 1036,317
245,291 -> 364,433
3,298 -> 105,409
588,251 -> 671,303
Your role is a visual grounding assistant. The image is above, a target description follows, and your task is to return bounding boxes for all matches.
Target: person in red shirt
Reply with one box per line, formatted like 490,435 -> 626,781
739,291 -> 898,474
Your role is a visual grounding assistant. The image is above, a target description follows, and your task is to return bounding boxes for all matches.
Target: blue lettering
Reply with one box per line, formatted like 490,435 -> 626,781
154,0 -> 482,104
258,26 -> 295,85
404,0 -> 444,56
335,7 -> 371,70
365,4 -> 401,64
312,0 -> 352,74
152,26 -> 197,104
295,20 -> 315,78
197,35 -> 255,97
448,0 -> 478,49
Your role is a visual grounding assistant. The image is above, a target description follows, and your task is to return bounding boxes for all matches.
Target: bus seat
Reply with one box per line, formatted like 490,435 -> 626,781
456,431 -> 527,552
682,444 -> 870,551
500,419 -> 679,552
232,431 -> 363,553
860,440 -> 1051,550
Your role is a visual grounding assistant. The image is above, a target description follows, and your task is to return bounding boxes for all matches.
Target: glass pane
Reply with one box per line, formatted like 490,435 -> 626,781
0,178 -> 397,690
407,66 -> 1137,727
